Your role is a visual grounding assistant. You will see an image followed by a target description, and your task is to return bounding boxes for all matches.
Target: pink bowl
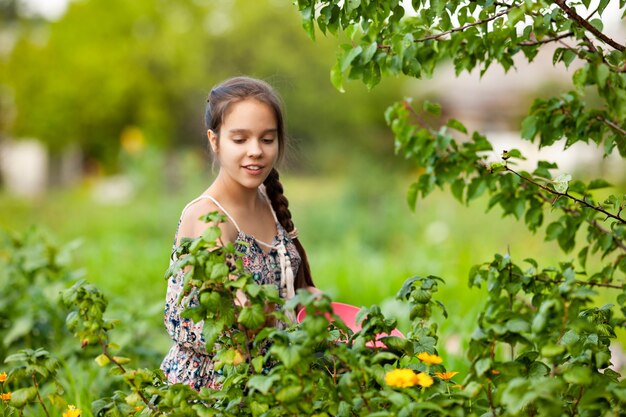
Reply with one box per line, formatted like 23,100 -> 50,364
296,301 -> 404,348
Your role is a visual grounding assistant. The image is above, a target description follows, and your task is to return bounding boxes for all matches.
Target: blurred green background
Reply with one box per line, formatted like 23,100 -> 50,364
1,0 -> 623,378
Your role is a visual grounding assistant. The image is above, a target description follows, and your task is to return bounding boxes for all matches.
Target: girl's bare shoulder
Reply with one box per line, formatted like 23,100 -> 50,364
177,198 -> 229,244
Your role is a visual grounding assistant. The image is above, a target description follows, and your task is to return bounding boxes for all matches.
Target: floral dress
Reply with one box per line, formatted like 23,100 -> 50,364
160,191 -> 301,390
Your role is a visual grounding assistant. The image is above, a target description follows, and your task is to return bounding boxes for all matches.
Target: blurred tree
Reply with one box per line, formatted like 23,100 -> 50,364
0,0 -> 406,174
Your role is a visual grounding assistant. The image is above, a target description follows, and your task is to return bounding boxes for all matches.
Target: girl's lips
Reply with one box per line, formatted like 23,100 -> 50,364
242,165 -> 264,176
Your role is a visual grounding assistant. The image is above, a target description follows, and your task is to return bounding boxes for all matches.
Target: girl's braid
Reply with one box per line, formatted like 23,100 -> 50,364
264,168 -> 314,289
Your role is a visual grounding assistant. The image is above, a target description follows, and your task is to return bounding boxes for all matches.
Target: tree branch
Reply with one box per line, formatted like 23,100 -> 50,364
598,116 -> 626,137
519,32 -> 573,46
535,276 -> 624,290
413,6 -> 515,43
528,179 -> 626,253
554,0 -> 625,52
504,166 -> 625,225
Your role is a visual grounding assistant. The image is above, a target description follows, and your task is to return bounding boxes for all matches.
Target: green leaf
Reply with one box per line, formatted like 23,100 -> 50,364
238,304 -> 265,330
596,64 -> 610,88
588,179 -> 612,190
541,344 -> 565,357
330,60 -> 345,93
341,46 -> 363,72
10,387 -> 38,408
251,356 -> 264,373
553,173 -> 571,193
506,319 -> 530,333
598,0 -> 610,15
95,354 -> 110,367
475,357 -> 492,376
563,366 -> 592,385
450,178 -> 465,202
423,100 -> 441,116
466,177 -> 487,202
202,226 -> 221,243
407,182 -> 419,211
276,385 -> 303,403
193,404 -> 218,417
249,401 -> 269,417
446,118 -> 467,133
247,374 -> 280,395
270,345 -> 302,369
521,115 -> 537,140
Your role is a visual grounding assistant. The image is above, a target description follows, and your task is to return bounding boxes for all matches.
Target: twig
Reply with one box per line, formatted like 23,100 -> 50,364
413,6 -> 515,43
554,0 -> 625,51
534,275 -> 624,289
598,116 -> 626,137
100,341 -> 160,413
573,386 -> 585,415
532,191 -> 626,253
519,32 -> 573,46
504,166 -> 625,224
403,100 -> 434,130
32,373 -> 50,417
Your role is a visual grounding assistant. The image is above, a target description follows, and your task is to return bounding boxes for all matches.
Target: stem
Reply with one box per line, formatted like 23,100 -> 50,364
414,6 -> 515,43
533,190 -> 626,253
534,277 -> 624,290
598,116 -> 626,137
486,381 -> 498,416
504,166 -> 625,224
32,373 -> 50,417
572,386 -> 584,414
557,302 -> 569,344
519,32 -> 573,46
100,341 -> 159,413
554,0 -> 625,51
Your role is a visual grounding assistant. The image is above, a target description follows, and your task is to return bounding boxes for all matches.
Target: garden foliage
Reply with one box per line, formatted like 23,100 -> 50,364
2,0 -> 626,415
291,0 -> 626,414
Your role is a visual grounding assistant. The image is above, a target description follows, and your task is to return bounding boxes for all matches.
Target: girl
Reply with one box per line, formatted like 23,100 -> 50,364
161,76 -> 316,390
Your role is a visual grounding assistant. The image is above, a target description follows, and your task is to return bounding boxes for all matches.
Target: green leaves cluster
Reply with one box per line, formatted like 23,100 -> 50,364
294,0 -> 626,415
0,229 -> 80,360
43,217 -> 466,416
468,254 -> 626,414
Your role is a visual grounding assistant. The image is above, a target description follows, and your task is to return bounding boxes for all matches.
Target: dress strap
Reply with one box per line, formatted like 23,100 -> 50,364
202,195 -> 243,232
180,194 -> 242,233
259,185 -> 279,225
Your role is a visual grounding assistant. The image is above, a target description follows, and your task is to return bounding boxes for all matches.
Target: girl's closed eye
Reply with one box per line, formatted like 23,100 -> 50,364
231,137 -> 246,144
262,137 -> 276,144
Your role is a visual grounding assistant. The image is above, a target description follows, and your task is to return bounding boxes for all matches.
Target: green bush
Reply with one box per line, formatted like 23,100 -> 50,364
2,215 -> 626,416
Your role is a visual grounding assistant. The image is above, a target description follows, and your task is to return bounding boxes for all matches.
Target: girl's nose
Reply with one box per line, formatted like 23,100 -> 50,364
247,139 -> 263,158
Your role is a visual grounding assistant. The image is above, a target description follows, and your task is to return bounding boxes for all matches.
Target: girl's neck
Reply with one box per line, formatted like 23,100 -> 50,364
207,174 -> 263,211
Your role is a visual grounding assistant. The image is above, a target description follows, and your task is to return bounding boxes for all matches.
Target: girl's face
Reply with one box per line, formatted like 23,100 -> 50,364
209,98 -> 280,190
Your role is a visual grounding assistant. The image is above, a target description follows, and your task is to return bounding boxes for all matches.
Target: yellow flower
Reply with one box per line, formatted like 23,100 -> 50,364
415,372 -> 434,388
134,406 -> 144,412
63,405 -> 81,417
1,392 -> 11,401
434,371 -> 459,380
384,369 -> 419,388
0,372 -> 6,383
417,352 -> 443,366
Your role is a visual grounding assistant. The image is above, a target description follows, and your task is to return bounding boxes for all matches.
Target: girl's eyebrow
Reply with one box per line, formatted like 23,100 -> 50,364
228,128 -> 278,136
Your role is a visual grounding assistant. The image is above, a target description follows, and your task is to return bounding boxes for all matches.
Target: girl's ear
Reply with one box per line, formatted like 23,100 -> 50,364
207,129 -> 218,153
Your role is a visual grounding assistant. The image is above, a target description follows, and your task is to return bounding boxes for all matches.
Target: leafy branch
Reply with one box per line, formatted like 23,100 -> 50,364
413,5 -> 516,43
518,32 -> 574,46
502,165 -> 625,226
554,0 -> 625,52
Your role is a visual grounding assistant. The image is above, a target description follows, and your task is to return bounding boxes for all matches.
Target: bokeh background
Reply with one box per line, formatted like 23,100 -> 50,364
1,0 -> 625,375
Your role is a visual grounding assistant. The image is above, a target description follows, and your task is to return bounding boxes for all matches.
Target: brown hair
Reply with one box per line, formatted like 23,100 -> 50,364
205,76 -> 314,289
